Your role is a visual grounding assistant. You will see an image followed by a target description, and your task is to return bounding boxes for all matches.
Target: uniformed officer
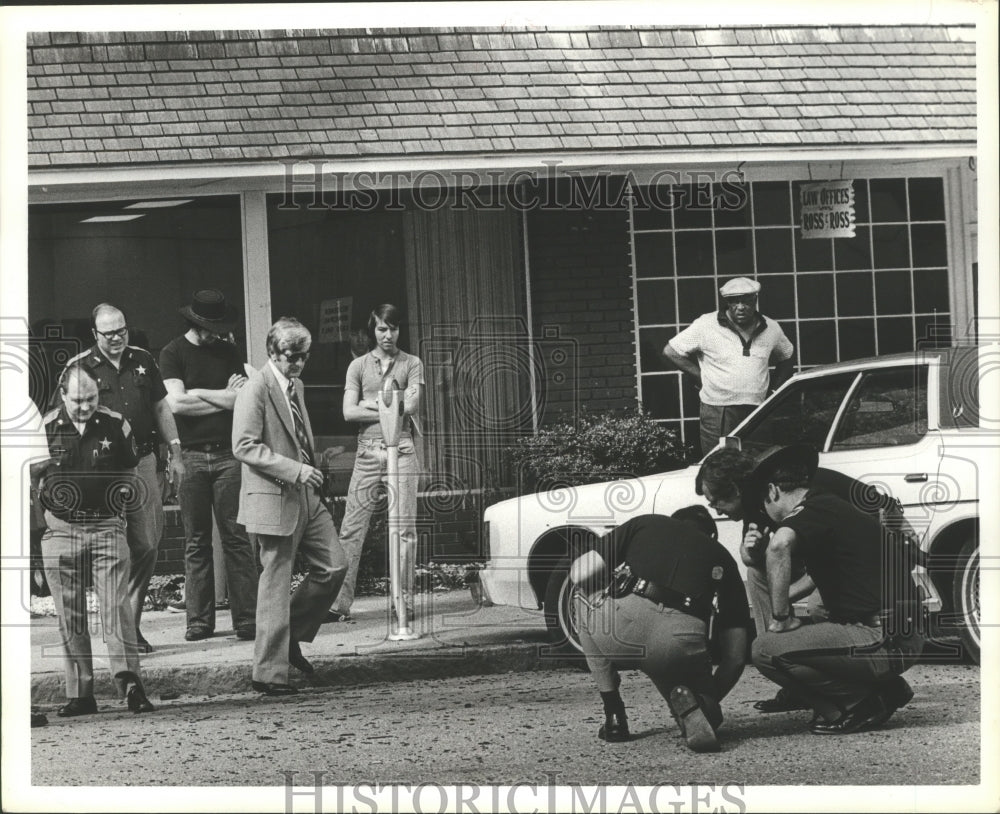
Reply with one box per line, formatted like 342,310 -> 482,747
748,444 -> 917,734
570,510 -> 750,753
59,303 -> 185,652
31,363 -> 155,717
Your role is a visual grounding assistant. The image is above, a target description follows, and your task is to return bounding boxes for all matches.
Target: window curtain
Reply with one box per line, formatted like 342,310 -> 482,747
403,197 -> 528,496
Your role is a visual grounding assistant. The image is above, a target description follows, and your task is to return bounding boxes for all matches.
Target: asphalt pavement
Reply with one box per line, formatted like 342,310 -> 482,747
30,588 -> 574,704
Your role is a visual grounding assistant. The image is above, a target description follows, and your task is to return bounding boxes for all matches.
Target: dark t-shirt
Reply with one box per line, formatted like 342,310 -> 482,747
591,515 -> 750,630
777,492 -> 884,622
741,466 -> 898,566
159,335 -> 244,445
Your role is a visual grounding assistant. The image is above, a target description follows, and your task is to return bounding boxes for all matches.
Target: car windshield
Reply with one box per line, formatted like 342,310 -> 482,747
735,371 -> 858,455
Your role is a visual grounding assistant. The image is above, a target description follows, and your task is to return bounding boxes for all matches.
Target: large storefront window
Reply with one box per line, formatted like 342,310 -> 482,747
633,176 -> 952,447
28,196 -> 244,408
266,196 -> 410,444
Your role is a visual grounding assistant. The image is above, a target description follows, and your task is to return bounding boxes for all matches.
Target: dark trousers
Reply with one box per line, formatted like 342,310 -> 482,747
699,402 -> 756,456
178,449 -> 258,633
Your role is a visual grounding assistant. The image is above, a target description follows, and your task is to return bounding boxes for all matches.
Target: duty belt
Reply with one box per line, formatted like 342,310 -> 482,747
181,441 -> 229,453
632,578 -> 712,623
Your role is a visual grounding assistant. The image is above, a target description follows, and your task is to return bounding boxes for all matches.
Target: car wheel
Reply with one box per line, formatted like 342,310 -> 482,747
543,558 -> 584,653
952,536 -> 980,664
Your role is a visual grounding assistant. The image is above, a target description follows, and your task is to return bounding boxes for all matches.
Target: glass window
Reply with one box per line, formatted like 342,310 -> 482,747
632,186 -> 674,230
838,317 -> 876,361
798,321 -> 838,366
907,177 -> 946,222
753,181 -> 791,226
913,268 -> 950,313
674,230 -> 715,276
673,184 -> 714,229
634,232 -> 674,278
910,224 -> 948,268
833,225 -> 872,271
266,195 -> 409,438
870,178 -> 908,222
636,279 -> 676,326
794,231 -> 833,272
797,273 -> 834,318
28,196 -> 245,408
639,326 -> 674,372
713,182 -> 752,228
736,371 -> 858,455
715,229 -> 753,277
641,373 -> 681,419
755,228 -> 794,275
762,274 -> 796,321
831,365 -> 928,450
872,224 -> 911,269
877,317 -> 916,355
676,277 -> 718,323
836,271 -> 874,317
875,270 -> 913,315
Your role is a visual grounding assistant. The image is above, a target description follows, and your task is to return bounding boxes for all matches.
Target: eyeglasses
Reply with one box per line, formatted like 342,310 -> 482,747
94,326 -> 129,340
280,350 -> 310,364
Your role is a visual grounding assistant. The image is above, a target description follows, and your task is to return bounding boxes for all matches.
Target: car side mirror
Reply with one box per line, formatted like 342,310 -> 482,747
722,436 -> 742,451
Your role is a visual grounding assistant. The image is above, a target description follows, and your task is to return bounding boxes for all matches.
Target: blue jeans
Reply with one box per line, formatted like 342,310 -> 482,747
178,449 -> 258,632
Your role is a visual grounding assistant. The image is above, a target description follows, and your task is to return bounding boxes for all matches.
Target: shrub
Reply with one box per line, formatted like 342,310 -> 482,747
506,407 -> 692,493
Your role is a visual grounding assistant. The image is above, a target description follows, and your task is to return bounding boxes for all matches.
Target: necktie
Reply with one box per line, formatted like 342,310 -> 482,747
286,380 -> 315,467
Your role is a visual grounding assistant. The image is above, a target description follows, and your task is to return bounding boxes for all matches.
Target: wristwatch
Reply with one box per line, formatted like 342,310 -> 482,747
771,611 -> 790,622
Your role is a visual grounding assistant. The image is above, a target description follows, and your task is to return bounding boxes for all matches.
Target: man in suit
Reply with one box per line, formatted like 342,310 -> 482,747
232,317 -> 348,696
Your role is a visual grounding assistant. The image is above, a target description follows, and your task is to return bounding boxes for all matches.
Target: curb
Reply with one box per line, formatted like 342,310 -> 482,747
31,642 -> 584,704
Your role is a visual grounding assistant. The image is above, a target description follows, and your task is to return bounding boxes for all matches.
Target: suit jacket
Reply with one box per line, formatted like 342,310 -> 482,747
233,363 -> 315,536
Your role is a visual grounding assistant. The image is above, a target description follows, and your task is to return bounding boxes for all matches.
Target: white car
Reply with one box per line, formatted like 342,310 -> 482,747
479,346 -> 985,662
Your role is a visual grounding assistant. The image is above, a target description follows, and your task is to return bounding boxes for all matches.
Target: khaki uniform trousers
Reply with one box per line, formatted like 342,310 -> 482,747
42,512 -> 141,698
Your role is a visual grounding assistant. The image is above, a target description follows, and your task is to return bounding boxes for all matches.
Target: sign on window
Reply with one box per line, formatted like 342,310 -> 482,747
317,296 -> 352,344
800,180 -> 856,239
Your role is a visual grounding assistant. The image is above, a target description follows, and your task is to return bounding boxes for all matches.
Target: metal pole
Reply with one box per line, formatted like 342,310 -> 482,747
379,377 -> 419,641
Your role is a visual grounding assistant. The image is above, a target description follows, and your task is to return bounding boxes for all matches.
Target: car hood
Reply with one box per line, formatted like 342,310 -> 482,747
484,464 -> 707,535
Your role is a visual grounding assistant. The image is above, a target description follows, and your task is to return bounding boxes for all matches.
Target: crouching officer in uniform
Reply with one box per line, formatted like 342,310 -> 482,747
570,509 -> 750,752
30,363 -> 155,717
749,444 -> 918,734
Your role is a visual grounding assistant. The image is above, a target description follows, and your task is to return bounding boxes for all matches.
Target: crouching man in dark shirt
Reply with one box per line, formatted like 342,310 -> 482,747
570,509 -> 750,752
31,363 -> 154,717
749,445 -> 916,734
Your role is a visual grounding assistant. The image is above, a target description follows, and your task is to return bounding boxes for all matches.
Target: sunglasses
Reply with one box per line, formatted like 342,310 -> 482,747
280,350 -> 310,364
94,326 -> 129,340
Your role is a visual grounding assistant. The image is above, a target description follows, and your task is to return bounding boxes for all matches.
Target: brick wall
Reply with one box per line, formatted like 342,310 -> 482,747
526,187 -> 637,423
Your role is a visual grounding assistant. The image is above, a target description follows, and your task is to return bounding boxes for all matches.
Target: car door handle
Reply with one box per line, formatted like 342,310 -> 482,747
904,473 -> 928,483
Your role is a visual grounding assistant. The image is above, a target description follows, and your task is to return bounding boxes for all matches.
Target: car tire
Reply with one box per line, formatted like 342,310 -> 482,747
952,536 -> 980,664
543,558 -> 584,653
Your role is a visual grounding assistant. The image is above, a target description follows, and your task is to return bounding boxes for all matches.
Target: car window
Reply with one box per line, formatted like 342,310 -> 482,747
831,365 -> 928,450
736,371 -> 858,455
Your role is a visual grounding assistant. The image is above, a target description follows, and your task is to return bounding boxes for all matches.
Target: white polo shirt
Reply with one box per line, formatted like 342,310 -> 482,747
668,310 -> 794,406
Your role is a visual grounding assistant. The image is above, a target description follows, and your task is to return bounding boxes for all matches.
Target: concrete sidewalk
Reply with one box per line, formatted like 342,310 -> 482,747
30,589 -> 578,704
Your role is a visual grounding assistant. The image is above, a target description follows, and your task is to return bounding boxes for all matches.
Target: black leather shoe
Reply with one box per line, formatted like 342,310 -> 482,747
810,695 -> 887,735
57,697 -> 98,717
136,632 -> 154,654
31,711 -> 49,728
753,688 -> 810,713
251,680 -> 298,696
288,641 -> 314,674
869,676 -> 915,727
668,685 -> 720,752
126,684 -> 155,714
598,711 -> 630,742
325,611 -> 353,623
184,627 -> 213,642
235,626 -> 256,641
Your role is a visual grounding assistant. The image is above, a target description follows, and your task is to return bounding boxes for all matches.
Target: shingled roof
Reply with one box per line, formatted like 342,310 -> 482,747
27,26 -> 976,168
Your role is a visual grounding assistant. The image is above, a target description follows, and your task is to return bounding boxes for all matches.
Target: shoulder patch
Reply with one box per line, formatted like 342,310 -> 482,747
96,405 -> 123,420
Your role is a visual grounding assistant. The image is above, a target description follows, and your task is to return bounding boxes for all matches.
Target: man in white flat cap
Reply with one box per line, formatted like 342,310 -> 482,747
663,277 -> 795,456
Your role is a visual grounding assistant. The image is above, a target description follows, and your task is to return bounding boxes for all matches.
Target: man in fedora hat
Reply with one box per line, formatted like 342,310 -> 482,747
160,289 -> 259,642
663,276 -> 795,456
746,444 -> 918,735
